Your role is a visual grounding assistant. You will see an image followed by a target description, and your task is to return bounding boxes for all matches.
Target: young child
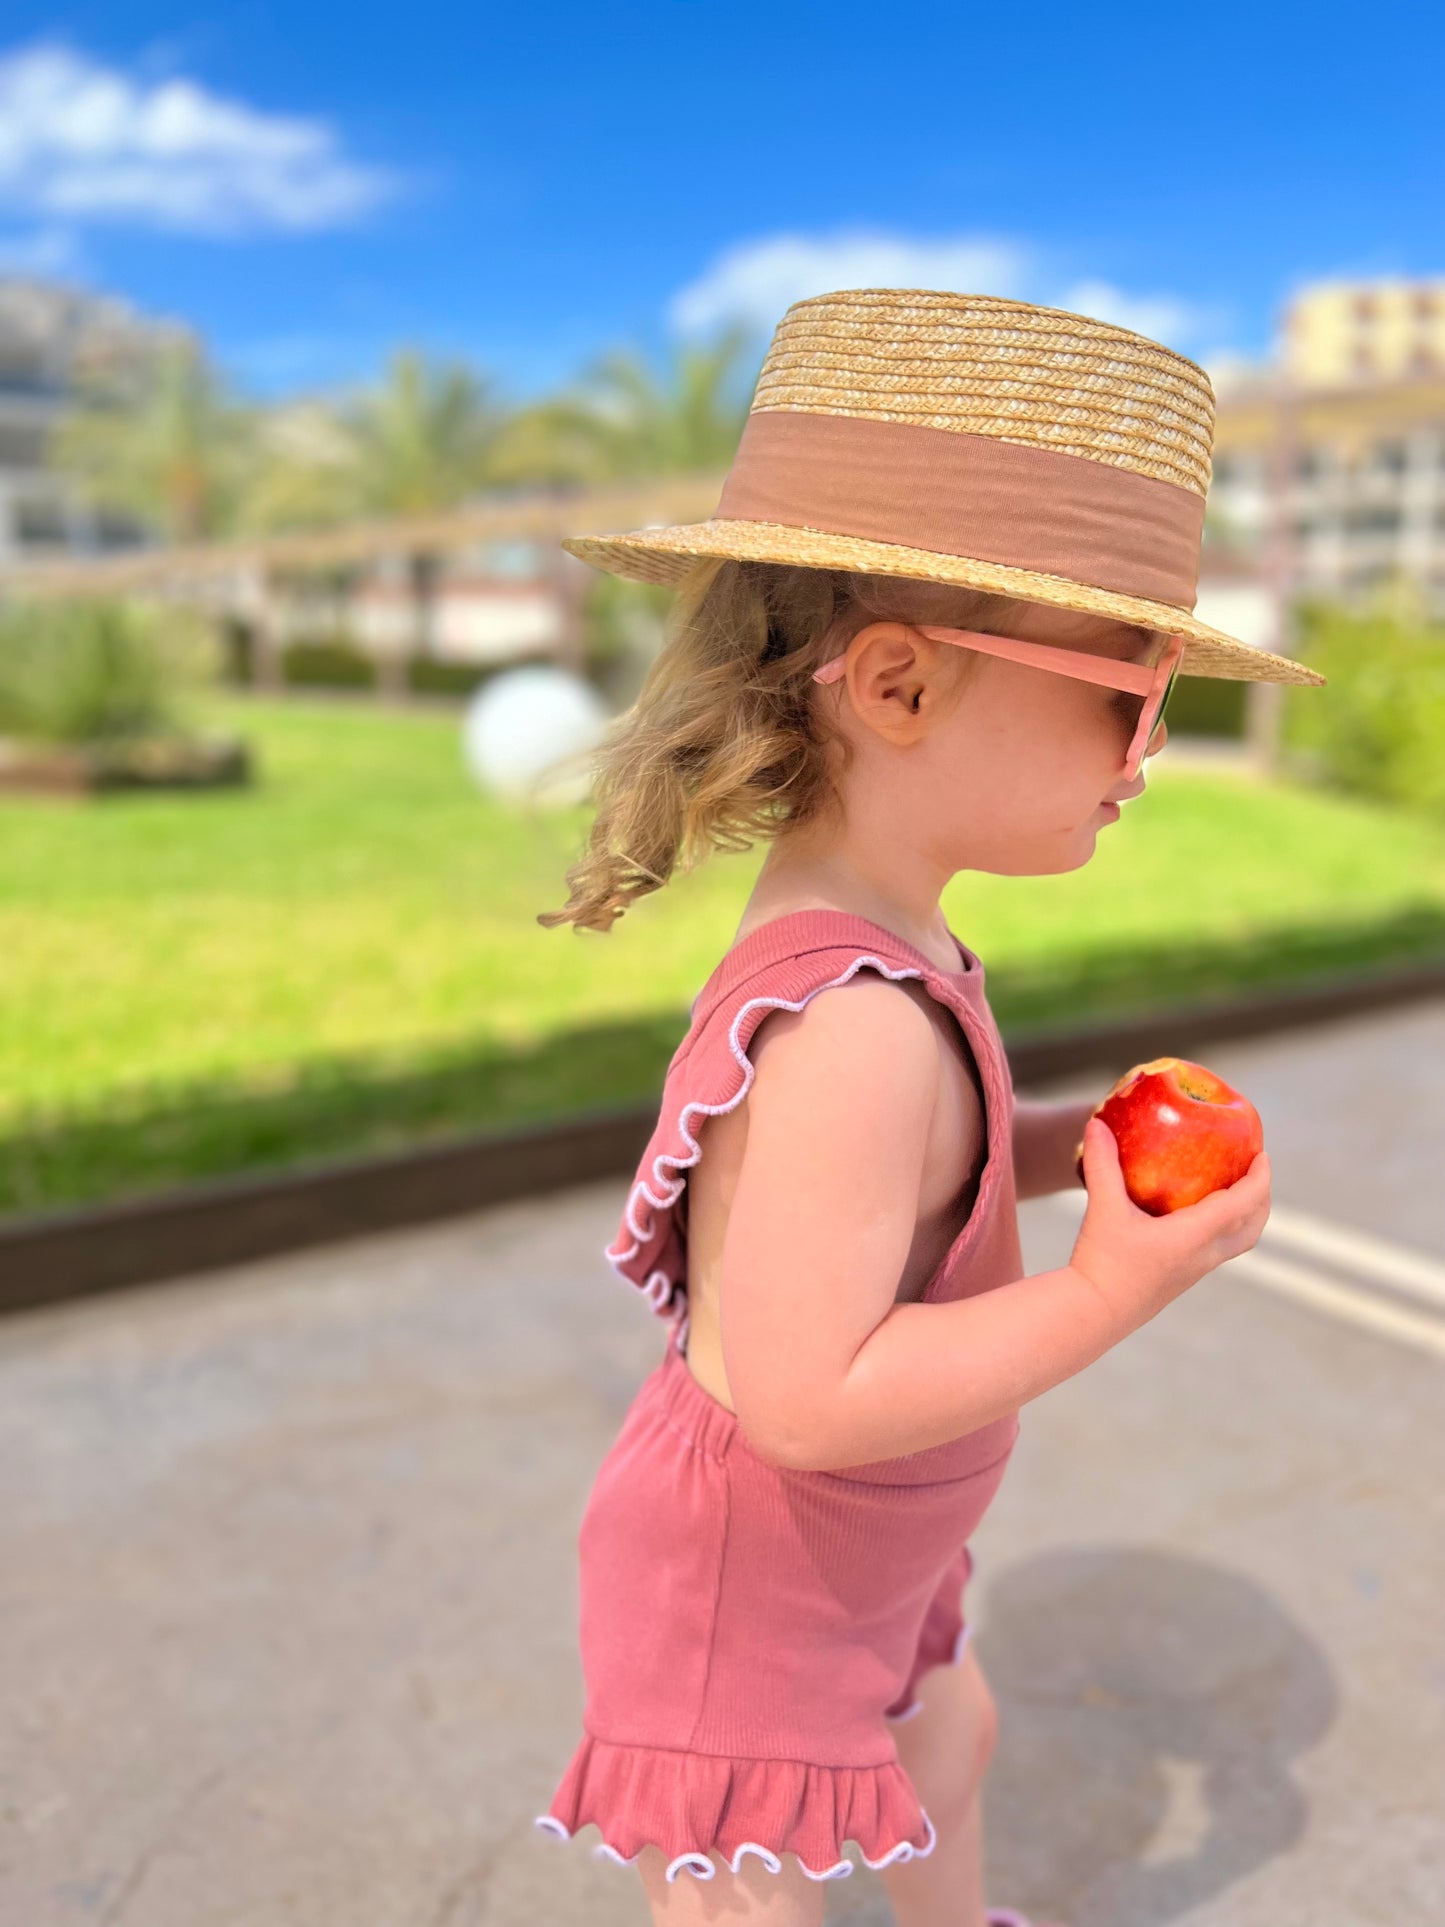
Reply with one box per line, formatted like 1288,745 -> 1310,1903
531,290 -> 1317,1927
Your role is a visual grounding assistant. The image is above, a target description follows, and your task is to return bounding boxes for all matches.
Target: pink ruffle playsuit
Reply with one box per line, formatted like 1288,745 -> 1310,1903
534,908 -> 1026,1885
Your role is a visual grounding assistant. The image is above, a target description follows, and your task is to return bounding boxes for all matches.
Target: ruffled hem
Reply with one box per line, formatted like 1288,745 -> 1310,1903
534,1731 -> 938,1883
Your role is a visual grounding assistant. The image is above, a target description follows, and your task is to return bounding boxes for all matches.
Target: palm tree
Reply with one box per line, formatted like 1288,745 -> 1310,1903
236,349 -> 512,536
236,399 -> 367,534
346,348 -> 508,516
485,320 -> 758,487
321,350 -> 514,681
50,340 -> 255,543
480,323 -> 758,693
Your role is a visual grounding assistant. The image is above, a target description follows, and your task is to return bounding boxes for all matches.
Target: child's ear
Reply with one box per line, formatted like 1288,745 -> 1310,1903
864,620 -> 938,667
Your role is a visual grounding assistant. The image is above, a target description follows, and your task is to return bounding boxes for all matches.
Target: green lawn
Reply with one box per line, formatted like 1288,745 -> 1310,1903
4,689 -> 1445,1217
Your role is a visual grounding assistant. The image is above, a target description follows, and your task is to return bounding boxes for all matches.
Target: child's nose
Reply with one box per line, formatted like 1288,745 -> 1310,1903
1145,719 -> 1169,759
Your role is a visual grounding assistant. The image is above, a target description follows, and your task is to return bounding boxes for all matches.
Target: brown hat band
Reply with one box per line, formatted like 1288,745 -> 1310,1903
713,409 -> 1206,609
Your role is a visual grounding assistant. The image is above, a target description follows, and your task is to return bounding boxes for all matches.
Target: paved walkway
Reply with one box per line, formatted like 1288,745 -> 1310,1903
2,998 -> 1442,1926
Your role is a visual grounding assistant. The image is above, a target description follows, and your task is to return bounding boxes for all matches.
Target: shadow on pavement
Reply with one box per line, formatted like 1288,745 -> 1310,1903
974,1546 -> 1333,1927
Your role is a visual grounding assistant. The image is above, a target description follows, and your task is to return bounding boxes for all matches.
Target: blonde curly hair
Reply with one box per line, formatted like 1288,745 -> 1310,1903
538,558 -> 1141,934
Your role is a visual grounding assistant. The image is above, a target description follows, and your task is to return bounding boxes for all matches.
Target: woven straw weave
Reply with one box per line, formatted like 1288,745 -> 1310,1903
751,289 -> 1215,495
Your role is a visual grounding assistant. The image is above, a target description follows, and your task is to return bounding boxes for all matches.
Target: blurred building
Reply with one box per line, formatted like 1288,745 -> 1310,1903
1284,278 -> 1445,386
1207,277 -> 1445,617
0,277 -> 185,566
347,541 -> 567,666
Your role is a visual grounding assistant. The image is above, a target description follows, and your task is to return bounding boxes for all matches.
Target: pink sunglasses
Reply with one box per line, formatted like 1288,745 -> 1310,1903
812,625 -> 1188,782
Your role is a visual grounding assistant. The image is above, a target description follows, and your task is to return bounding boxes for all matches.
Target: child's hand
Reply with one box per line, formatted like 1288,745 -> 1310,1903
1069,1115 -> 1272,1328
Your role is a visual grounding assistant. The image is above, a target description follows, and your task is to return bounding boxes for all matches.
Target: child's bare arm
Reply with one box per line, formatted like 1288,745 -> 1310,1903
718,979 -> 1271,1471
1011,1092 -> 1096,1201
717,976 -> 1103,1467
716,975 -> 945,1465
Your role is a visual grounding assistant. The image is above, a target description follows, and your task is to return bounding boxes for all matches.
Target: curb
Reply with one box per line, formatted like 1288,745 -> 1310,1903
4,954 -> 1444,1317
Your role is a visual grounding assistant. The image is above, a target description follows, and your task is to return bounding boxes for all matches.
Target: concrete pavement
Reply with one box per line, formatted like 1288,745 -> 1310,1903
1,995 -> 1442,1926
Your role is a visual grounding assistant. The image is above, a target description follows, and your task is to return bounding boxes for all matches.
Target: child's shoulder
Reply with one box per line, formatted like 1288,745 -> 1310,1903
689,906 -> 978,1032
606,909 -> 980,1325
690,930 -> 940,1079
684,910 -> 989,1145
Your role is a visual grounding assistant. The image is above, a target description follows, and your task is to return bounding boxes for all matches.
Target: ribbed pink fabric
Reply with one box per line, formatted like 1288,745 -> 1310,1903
535,908 -> 1026,1885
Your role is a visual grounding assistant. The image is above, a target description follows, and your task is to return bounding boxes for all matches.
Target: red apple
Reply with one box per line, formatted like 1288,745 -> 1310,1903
1071,1056 -> 1264,1215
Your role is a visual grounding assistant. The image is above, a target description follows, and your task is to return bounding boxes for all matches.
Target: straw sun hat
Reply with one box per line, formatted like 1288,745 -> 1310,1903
562,287 -> 1325,687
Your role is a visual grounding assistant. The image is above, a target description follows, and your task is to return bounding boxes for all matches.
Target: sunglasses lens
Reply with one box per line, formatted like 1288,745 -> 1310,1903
1117,650 -> 1181,775
1149,660 -> 1181,743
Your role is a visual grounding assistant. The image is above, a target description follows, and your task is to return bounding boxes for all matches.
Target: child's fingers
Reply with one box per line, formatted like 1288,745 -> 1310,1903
1170,1152 -> 1271,1242
1080,1116 -> 1126,1200
1200,1149 -> 1271,1210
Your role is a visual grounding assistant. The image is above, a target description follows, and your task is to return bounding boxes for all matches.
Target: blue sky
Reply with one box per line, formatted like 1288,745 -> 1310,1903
0,2 -> 1441,406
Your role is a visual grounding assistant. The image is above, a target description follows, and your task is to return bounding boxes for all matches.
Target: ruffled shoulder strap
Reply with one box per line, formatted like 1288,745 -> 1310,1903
603,908 -> 988,1343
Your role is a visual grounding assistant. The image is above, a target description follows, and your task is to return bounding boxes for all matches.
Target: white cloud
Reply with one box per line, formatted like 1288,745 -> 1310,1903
668,228 -> 1033,336
1197,347 -> 1269,396
1055,279 -> 1208,352
0,41 -> 400,236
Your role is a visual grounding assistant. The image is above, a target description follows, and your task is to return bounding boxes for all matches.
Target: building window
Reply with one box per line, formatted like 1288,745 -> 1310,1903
1370,440 -> 1409,475
475,539 -> 542,578
13,497 -> 68,543
1344,506 -> 1403,535
95,511 -> 148,550
1294,447 -> 1324,481
0,423 -> 46,468
1211,451 -> 1265,492
0,355 -> 58,398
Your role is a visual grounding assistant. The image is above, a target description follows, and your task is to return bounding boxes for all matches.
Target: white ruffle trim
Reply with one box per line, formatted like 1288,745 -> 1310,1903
603,955 -> 936,1325
534,1805 -> 938,1883
883,1615 -> 974,1723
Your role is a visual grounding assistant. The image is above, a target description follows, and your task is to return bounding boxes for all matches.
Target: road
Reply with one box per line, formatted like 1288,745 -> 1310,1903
1,995 -> 1441,1926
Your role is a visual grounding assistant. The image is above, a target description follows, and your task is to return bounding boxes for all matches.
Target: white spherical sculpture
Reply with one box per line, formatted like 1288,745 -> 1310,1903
462,666 -> 609,807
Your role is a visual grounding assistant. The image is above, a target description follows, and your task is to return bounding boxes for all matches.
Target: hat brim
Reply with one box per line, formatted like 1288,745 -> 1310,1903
562,518 -> 1326,688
